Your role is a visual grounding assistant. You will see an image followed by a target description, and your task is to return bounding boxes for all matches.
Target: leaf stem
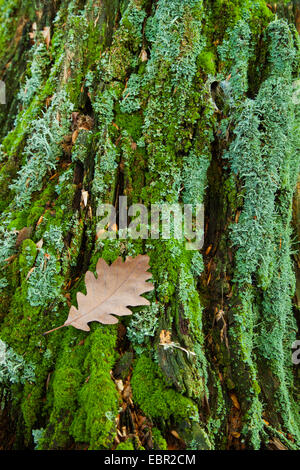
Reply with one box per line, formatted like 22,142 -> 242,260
43,324 -> 67,335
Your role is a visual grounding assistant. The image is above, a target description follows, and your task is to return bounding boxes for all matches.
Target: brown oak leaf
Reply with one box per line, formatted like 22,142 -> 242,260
44,255 -> 154,334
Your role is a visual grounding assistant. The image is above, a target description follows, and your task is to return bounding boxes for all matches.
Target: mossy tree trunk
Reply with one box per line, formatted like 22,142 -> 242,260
0,0 -> 299,451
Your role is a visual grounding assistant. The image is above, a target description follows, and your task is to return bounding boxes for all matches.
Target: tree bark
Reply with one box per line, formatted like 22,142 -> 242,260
0,0 -> 299,450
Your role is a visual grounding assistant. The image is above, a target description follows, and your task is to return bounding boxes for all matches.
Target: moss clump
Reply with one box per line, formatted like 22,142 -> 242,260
116,441 -> 135,450
152,427 -> 167,450
131,354 -> 199,422
69,325 -> 120,450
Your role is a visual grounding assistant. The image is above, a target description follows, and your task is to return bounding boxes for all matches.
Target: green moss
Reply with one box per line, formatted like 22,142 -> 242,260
152,427 -> 167,450
18,239 -> 37,280
197,50 -> 216,76
21,382 -> 43,443
116,441 -> 135,450
69,325 -> 120,450
131,354 -> 199,422
115,108 -> 143,143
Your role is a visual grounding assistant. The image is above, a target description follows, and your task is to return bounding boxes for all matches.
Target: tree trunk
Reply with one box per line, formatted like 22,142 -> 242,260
0,0 -> 299,451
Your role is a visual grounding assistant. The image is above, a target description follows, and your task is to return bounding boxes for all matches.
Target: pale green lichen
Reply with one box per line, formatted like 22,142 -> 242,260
0,339 -> 35,387
10,91 -> 74,208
